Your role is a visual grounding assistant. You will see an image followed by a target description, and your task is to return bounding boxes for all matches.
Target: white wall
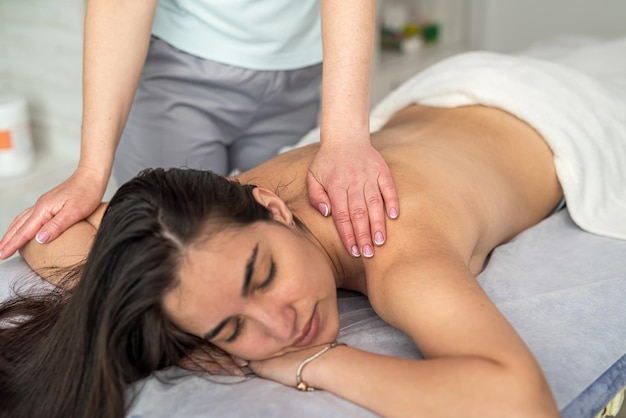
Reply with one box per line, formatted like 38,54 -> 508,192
0,33 -> 8,91
0,0 -> 84,158
470,0 -> 626,52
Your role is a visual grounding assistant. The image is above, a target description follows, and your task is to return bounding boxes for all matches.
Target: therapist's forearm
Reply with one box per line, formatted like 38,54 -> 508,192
80,0 -> 157,182
319,0 -> 375,144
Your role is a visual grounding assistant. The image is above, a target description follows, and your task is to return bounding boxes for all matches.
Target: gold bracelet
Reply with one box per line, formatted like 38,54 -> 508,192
295,341 -> 346,392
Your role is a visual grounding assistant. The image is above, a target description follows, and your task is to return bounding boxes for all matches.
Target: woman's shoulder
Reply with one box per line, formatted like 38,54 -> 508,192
236,144 -> 317,190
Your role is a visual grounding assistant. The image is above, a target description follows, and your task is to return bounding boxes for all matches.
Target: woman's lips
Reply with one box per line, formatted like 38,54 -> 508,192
293,307 -> 319,347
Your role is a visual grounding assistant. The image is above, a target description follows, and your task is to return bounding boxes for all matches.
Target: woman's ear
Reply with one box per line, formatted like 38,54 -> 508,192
251,187 -> 294,226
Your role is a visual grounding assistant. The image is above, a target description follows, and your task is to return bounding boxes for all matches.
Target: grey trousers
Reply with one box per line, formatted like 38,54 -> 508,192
113,37 -> 322,184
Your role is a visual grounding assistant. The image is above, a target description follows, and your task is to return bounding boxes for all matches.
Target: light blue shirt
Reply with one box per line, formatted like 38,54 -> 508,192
152,0 -> 322,70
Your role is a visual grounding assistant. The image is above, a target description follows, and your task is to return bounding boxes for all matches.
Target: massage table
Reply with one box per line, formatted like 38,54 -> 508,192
1,209 -> 625,417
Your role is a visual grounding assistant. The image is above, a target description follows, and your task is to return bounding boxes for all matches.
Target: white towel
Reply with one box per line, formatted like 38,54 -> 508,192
291,37 -> 626,240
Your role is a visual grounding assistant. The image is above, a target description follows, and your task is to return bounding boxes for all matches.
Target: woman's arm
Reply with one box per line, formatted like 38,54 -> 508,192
19,203 -> 108,283
353,255 -> 556,417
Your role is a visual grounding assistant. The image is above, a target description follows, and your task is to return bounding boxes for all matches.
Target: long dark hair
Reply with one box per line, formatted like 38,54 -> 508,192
0,168 -> 271,418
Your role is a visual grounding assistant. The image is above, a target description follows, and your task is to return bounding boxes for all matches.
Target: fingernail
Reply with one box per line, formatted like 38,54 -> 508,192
351,245 -> 361,257
374,231 -> 385,245
362,245 -> 374,258
318,203 -> 329,217
0,250 -> 3,258
389,208 -> 398,219
35,231 -> 50,244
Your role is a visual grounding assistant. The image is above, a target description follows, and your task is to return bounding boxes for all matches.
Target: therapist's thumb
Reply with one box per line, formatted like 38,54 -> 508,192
37,210 -> 80,244
306,173 -> 331,217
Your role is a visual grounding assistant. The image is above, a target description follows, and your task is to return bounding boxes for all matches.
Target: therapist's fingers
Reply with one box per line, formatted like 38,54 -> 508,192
35,200 -> 93,245
364,178 -> 388,248
378,166 -> 400,221
306,171 -> 332,218
306,171 -> 359,256
0,207 -> 36,259
1,207 -> 33,245
345,182 -> 376,258
352,168 -> 400,259
329,184 -> 361,257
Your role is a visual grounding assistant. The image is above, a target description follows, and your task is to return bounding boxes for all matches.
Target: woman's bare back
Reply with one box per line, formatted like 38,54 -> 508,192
239,104 -> 563,276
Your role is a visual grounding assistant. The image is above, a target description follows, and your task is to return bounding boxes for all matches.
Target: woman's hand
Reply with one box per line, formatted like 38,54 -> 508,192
248,343 -> 339,389
0,168 -> 107,259
306,140 -> 399,258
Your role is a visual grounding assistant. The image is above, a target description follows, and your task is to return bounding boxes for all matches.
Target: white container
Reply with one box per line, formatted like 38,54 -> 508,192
0,94 -> 34,178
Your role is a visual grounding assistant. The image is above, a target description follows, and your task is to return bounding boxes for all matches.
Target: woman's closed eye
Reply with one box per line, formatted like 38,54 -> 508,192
258,258 -> 276,290
226,317 -> 242,343
225,259 -> 275,344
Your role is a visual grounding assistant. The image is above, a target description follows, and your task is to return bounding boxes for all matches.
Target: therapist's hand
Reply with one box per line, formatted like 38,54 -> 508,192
0,168 -> 107,259
307,140 -> 399,258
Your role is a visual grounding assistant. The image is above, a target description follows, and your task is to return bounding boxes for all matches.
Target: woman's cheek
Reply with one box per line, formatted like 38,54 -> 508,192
236,336 -> 283,361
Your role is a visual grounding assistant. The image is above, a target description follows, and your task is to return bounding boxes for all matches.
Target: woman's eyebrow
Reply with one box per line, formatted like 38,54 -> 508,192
203,243 -> 259,341
241,243 -> 259,297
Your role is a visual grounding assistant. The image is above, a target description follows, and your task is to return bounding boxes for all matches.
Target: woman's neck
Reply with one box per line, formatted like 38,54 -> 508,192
291,200 -> 368,295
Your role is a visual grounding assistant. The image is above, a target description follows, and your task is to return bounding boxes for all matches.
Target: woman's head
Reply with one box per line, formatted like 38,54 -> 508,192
97,167 -> 339,363
162,199 -> 341,361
